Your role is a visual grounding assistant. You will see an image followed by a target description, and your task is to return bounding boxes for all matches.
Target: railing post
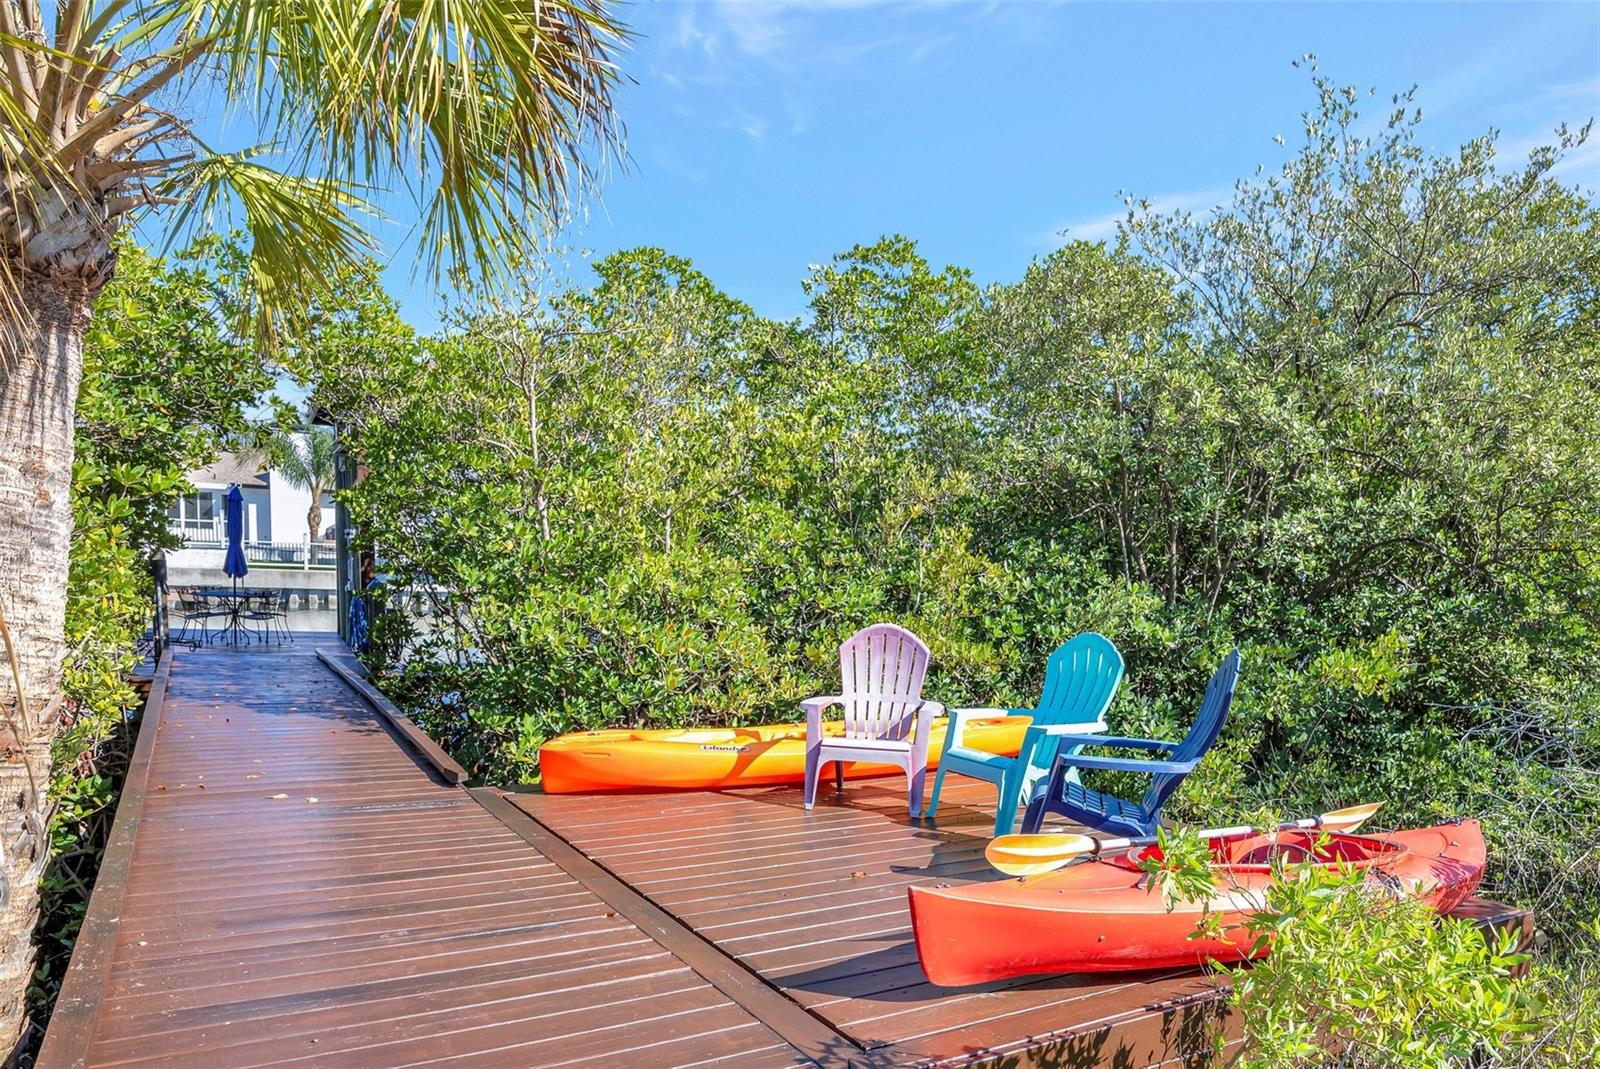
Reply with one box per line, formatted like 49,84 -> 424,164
303,534 -> 311,571
147,553 -> 168,662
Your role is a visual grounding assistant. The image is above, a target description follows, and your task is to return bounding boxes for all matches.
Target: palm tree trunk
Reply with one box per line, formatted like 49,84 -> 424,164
0,276 -> 94,1050
307,500 -> 322,544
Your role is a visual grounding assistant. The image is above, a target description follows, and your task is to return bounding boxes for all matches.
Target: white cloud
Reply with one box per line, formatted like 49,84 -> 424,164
1046,60 -> 1600,250
1483,67 -> 1600,189
1047,101 -> 1599,252
653,0 -> 996,142
1496,126 -> 1600,187
1046,186 -> 1235,246
1553,136 -> 1600,184
1539,75 -> 1600,105
712,1 -> 789,59
724,106 -> 769,142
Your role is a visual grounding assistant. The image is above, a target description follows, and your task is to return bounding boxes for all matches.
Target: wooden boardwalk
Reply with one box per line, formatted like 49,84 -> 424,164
40,637 -> 1531,1068
39,638 -> 808,1069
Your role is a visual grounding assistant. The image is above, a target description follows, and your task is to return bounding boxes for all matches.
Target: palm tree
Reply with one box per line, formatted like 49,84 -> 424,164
269,427 -> 336,542
0,1 -> 625,1046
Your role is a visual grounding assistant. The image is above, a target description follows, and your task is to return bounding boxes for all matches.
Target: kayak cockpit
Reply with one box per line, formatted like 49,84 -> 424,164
1114,830 -> 1411,874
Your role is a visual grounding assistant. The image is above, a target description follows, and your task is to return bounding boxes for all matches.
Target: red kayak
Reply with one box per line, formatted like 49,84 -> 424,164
909,820 -> 1486,986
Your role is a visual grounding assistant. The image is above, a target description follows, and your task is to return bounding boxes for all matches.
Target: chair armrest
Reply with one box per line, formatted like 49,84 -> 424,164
1036,730 -> 1172,752
802,696 -> 841,741
944,706 -> 1029,749
1056,753 -> 1198,776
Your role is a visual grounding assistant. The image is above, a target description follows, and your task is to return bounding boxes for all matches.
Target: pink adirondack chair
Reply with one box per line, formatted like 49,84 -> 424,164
803,624 -> 944,817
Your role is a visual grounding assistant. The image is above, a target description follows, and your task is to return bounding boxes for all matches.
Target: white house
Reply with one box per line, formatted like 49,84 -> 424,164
167,443 -> 335,573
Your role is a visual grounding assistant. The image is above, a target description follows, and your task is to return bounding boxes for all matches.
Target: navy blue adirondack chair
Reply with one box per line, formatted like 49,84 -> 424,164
1021,649 -> 1240,838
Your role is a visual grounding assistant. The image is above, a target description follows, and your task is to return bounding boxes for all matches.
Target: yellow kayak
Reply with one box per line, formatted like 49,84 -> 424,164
539,715 -> 1031,793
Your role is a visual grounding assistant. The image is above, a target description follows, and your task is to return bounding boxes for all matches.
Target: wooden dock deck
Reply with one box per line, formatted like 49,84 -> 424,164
499,784 -> 1234,1067
39,637 -> 1530,1068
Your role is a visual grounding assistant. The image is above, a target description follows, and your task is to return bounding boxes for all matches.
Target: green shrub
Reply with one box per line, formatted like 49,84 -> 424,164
309,74 -> 1600,984
1223,864 -> 1541,1068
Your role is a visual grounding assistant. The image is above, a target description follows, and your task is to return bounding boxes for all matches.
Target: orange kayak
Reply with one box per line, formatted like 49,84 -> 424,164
909,820 -> 1486,985
539,715 -> 1032,793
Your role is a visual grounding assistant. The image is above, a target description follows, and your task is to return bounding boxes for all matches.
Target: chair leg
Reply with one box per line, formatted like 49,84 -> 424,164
993,765 -> 1022,837
907,764 -> 927,819
928,764 -> 948,818
1021,790 -> 1047,834
833,762 -> 844,794
803,748 -> 821,810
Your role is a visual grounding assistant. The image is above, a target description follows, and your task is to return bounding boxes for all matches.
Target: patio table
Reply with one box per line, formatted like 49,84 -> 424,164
197,587 -> 266,646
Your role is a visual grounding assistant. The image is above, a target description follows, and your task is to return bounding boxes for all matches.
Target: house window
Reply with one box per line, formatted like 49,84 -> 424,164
169,491 -> 222,538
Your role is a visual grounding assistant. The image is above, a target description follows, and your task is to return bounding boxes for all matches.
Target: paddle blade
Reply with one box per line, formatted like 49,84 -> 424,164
985,833 -> 1098,877
1321,801 -> 1383,833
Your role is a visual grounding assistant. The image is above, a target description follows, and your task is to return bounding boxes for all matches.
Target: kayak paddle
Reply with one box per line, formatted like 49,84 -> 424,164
984,802 -> 1384,877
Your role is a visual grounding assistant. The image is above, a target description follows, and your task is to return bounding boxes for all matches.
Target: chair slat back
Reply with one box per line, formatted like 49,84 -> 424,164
1140,649 -> 1240,816
1033,633 -> 1124,729
839,624 -> 931,741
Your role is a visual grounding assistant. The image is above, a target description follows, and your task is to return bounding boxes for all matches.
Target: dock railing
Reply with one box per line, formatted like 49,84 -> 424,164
244,538 -> 336,569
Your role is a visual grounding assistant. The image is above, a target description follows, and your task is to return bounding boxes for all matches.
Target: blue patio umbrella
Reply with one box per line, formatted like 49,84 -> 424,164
223,485 -> 249,584
219,486 -> 250,644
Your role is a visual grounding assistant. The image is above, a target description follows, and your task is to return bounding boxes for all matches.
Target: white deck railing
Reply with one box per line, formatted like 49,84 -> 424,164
168,519 -> 335,569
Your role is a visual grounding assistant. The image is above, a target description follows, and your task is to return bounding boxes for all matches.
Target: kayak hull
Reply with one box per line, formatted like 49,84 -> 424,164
539,715 -> 1032,793
909,821 -> 1486,985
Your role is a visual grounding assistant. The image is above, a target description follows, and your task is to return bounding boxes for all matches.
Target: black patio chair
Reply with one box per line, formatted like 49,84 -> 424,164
172,588 -> 222,646
245,589 -> 294,645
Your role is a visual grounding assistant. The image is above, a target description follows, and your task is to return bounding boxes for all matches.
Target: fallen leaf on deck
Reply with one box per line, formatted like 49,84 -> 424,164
306,797 -> 318,803
851,871 -> 867,879
267,793 -> 289,800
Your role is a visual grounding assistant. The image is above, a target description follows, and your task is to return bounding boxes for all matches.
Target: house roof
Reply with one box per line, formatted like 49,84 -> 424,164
188,451 -> 270,489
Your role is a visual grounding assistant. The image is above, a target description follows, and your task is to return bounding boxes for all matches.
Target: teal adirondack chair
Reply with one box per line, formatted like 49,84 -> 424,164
927,633 -> 1124,835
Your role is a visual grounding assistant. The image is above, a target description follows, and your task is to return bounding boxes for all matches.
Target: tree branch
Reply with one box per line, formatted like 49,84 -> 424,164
0,5 -> 41,111
56,39 -> 206,169
88,150 -> 190,190
105,186 -> 178,217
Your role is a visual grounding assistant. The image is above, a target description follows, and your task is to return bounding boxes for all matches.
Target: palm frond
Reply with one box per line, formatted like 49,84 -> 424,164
159,147 -> 380,345
2,0 -> 630,366
199,0 -> 628,286
266,425 -> 335,492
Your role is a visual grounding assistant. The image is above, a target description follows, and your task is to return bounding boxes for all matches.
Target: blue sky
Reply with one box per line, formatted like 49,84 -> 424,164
336,2 -> 1600,330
